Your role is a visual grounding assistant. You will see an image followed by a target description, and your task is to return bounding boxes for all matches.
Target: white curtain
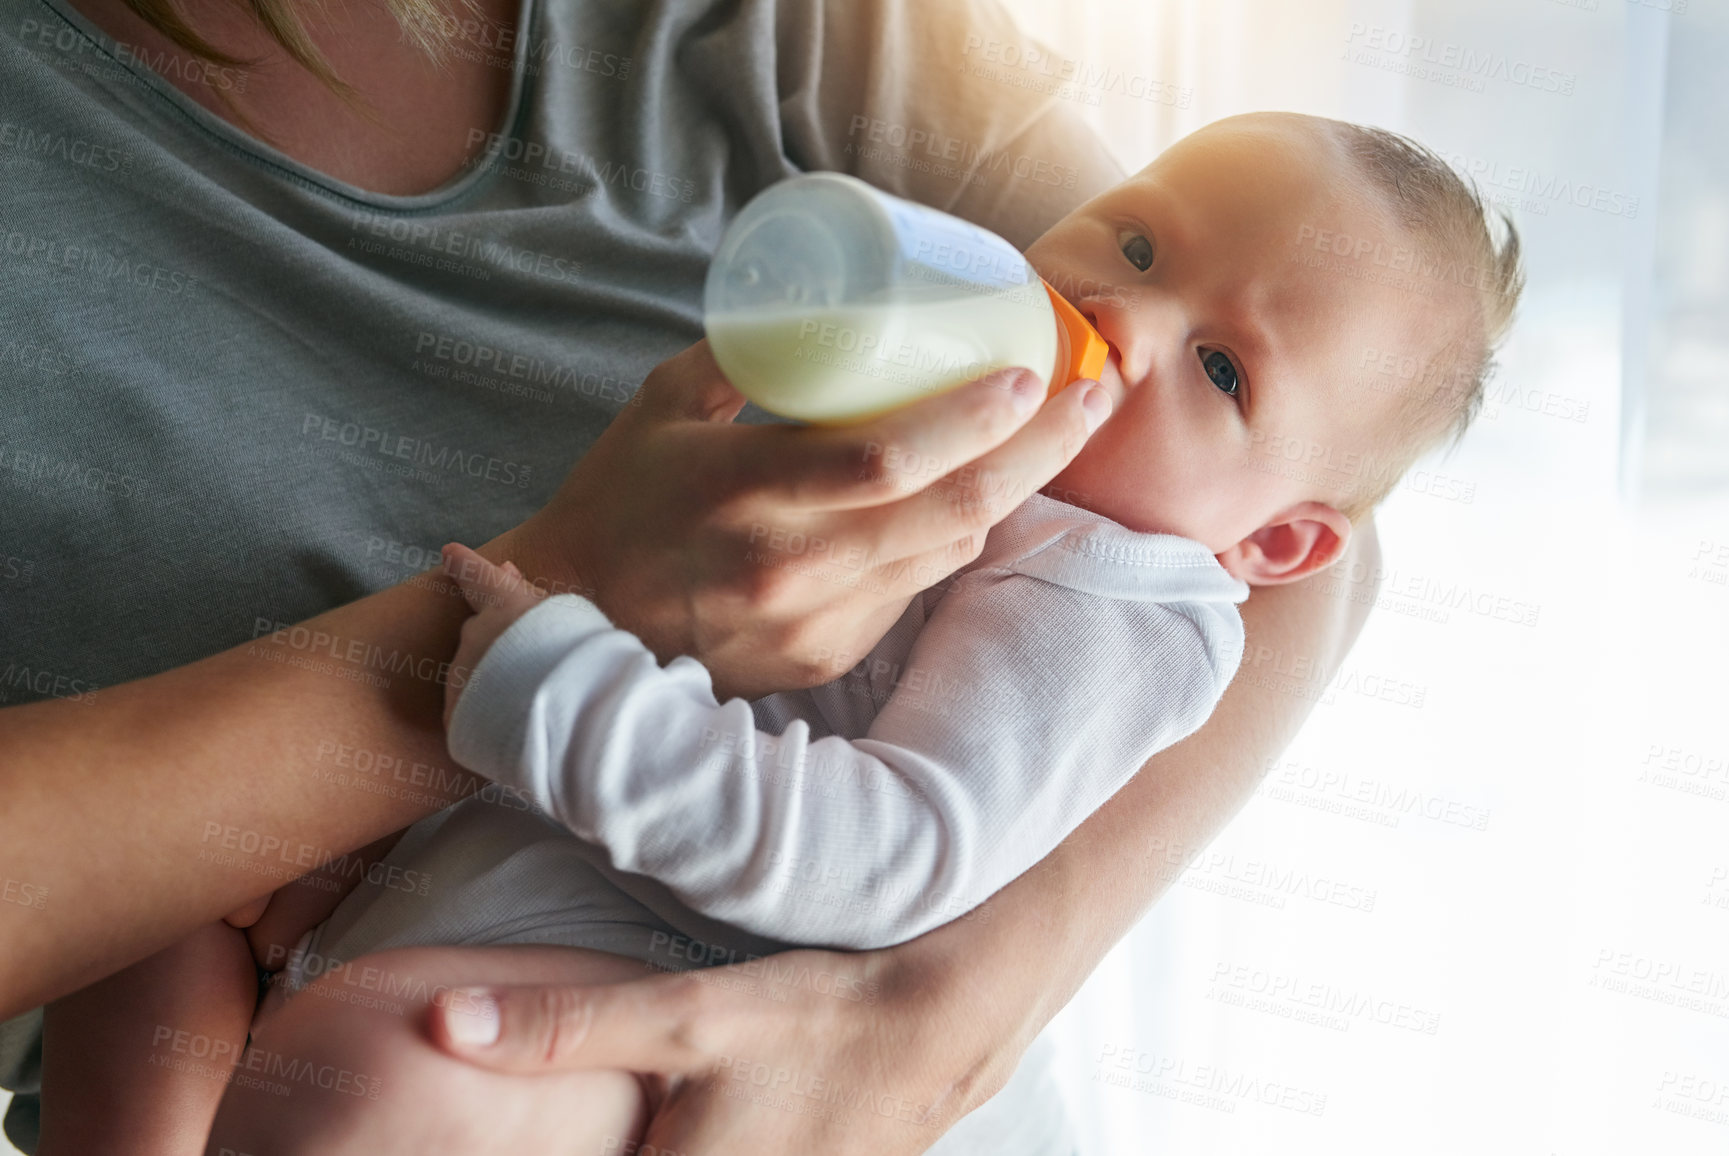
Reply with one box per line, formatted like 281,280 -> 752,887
988,1 -> 1729,1153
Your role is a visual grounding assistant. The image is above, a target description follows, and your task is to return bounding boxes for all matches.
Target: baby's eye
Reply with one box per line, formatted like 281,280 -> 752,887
1118,231 -> 1154,272
1200,349 -> 1240,397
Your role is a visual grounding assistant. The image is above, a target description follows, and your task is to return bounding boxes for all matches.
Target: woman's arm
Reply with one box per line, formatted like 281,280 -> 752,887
0,347 -> 1106,1019
426,519 -> 1381,1155
0,565 -> 471,1017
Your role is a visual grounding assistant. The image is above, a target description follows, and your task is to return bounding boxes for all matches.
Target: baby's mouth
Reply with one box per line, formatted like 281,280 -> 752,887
1095,342 -> 1128,404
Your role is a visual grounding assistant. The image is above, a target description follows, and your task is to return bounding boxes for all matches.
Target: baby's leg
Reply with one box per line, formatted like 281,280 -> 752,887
38,920 -> 260,1156
207,944 -> 655,1156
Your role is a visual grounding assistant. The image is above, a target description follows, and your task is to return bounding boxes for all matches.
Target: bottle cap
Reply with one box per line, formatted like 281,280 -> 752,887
1041,279 -> 1110,395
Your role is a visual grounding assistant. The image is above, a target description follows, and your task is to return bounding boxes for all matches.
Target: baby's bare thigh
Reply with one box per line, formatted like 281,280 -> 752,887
208,944 -> 653,1156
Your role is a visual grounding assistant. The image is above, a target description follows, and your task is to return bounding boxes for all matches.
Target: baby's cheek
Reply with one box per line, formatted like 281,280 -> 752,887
1047,438 -> 1154,529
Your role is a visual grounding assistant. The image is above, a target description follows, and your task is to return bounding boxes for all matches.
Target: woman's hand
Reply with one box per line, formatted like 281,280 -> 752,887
499,341 -> 1110,700
428,939 -> 1011,1156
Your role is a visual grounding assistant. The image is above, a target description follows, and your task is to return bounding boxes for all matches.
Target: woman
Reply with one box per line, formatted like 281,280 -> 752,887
0,0 -> 1380,1150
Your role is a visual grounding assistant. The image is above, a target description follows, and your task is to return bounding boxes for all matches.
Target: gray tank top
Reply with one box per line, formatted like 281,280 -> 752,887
1,0 -> 1122,1146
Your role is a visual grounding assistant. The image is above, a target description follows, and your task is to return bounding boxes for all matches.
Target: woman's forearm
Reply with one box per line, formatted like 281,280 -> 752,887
0,532 -> 537,1019
909,522 -> 1382,1062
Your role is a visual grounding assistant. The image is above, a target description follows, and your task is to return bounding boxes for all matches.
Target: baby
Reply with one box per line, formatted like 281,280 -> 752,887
40,112 -> 1521,1155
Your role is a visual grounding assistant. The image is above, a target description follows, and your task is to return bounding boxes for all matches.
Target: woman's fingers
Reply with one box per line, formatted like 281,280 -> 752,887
429,974 -> 731,1076
633,339 -> 750,424
939,375 -> 1111,517
845,378 -> 1112,567
736,367 -> 1049,510
424,945 -> 979,1156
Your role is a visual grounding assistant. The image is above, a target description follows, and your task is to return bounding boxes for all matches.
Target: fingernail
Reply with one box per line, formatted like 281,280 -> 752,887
445,989 -> 500,1048
1008,370 -> 1044,415
1081,384 -> 1112,433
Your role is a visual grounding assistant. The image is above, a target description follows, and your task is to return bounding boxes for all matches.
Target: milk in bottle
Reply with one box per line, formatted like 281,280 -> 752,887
704,173 -> 1106,424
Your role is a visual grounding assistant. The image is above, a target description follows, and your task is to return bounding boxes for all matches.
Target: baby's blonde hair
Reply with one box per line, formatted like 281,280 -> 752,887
1326,122 -> 1526,519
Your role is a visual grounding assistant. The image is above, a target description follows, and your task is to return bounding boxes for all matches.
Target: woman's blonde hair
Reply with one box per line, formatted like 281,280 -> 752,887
124,0 -> 457,101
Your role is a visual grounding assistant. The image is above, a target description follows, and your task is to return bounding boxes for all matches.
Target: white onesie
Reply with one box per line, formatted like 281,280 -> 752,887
293,491 -> 1245,969
439,491 -> 1245,948
285,492 -> 1247,1152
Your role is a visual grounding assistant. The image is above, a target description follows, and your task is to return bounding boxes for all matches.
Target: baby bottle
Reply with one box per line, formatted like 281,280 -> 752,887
704,172 -> 1107,424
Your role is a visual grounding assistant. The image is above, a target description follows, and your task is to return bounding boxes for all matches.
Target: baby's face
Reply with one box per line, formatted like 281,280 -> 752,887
1026,114 -> 1433,564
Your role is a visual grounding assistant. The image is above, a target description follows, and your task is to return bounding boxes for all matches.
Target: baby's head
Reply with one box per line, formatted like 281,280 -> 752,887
1028,112 -> 1524,584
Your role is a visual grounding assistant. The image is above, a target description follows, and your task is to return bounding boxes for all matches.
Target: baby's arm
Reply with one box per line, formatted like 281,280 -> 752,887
443,544 -> 1239,949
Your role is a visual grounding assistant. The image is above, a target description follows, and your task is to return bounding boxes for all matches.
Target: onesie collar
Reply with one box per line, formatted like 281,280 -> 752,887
978,493 -> 1251,605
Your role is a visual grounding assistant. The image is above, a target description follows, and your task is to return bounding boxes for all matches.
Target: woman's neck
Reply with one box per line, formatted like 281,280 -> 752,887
63,0 -> 519,196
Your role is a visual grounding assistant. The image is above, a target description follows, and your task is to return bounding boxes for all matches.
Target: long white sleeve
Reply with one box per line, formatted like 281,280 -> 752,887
447,496 -> 1247,949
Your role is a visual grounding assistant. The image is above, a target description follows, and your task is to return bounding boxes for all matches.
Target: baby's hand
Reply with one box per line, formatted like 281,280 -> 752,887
441,543 -> 548,730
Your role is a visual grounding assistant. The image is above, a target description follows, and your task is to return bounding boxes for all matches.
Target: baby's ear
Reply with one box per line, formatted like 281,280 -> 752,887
1216,502 -> 1351,585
